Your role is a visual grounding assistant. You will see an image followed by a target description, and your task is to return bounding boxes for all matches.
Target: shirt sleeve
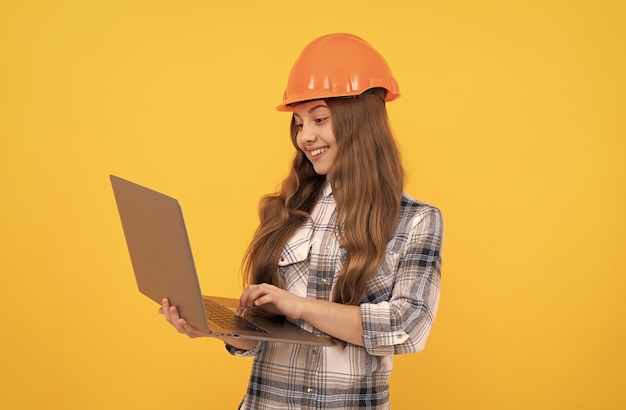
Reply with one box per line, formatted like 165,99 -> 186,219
360,206 -> 443,356
224,341 -> 262,357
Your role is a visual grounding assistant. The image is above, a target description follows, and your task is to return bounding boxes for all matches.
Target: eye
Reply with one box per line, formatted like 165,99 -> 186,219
314,117 -> 329,124
294,122 -> 303,129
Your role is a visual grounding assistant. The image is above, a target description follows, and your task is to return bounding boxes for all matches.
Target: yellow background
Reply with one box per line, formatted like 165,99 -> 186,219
1,0 -> 624,409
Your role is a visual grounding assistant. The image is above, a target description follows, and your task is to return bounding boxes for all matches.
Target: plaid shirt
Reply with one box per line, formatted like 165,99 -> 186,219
228,183 -> 443,409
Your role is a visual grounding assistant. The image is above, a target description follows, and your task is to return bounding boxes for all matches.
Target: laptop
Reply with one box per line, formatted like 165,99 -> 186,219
110,174 -> 331,346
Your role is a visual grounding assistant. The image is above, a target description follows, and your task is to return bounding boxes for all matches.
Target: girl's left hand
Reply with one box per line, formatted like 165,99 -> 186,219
236,283 -> 305,320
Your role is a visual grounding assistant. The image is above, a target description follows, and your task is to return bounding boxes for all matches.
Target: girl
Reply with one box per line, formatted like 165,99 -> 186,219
161,33 -> 443,409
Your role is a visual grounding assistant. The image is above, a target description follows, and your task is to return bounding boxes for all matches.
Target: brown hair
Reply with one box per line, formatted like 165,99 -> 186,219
242,89 -> 404,305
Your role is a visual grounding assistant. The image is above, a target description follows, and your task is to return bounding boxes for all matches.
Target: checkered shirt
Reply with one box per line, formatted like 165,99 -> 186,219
228,183 -> 443,409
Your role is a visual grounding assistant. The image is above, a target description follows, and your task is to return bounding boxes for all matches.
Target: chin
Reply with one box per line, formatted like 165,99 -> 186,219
313,167 -> 329,175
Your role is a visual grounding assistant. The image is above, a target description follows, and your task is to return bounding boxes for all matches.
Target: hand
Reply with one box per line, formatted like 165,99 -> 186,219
158,298 -> 209,338
236,283 -> 305,320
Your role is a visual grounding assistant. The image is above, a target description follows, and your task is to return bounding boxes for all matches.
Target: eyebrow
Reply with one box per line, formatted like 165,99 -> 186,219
293,104 -> 330,118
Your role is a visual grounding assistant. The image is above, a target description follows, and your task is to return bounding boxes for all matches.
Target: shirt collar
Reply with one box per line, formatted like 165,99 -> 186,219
322,179 -> 333,198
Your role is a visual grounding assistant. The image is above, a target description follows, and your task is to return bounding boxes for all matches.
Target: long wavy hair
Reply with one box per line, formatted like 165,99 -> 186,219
242,89 -> 404,305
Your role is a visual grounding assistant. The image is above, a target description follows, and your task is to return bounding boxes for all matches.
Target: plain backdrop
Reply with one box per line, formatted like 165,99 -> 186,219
1,1 -> 624,409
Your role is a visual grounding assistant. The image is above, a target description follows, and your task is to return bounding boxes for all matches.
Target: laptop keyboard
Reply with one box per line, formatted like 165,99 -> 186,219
203,297 -> 268,333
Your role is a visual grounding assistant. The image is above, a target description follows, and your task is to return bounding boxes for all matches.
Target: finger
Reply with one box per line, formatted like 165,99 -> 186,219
167,306 -> 187,334
253,292 -> 275,308
236,296 -> 250,316
237,284 -> 268,315
177,318 -> 205,338
161,298 -> 172,321
253,284 -> 281,305
236,286 -> 255,315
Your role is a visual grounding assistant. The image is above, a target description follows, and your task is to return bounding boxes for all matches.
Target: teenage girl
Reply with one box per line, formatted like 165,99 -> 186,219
161,33 -> 443,409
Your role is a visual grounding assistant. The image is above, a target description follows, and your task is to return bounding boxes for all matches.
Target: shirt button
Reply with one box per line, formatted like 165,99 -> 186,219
307,387 -> 314,393
321,278 -> 327,284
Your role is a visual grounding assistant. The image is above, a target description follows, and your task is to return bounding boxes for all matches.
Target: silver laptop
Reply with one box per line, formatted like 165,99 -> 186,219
110,174 -> 331,346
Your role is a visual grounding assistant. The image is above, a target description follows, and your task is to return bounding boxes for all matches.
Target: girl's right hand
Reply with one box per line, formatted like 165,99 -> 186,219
158,298 -> 209,338
158,298 -> 260,350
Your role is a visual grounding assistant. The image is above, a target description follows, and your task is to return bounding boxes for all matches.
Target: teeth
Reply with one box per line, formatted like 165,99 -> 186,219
311,147 -> 328,157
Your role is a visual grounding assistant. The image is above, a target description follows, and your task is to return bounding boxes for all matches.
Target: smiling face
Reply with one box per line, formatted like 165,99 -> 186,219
292,100 -> 337,176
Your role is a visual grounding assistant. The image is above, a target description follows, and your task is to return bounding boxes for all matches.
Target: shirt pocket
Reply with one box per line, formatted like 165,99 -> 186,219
278,236 -> 311,296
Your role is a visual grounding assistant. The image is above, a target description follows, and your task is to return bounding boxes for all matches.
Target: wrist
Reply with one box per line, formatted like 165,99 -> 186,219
296,296 -> 312,321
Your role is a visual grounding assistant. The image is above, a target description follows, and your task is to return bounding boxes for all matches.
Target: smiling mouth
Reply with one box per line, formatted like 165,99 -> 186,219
310,147 -> 328,157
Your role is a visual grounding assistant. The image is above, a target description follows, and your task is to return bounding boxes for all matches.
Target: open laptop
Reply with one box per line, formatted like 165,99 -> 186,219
110,174 -> 331,346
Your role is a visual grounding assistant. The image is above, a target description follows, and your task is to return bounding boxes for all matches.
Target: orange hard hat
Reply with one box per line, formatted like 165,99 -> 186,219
277,33 -> 400,111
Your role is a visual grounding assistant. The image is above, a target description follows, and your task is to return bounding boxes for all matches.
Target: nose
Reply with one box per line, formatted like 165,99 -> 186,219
298,123 -> 317,144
